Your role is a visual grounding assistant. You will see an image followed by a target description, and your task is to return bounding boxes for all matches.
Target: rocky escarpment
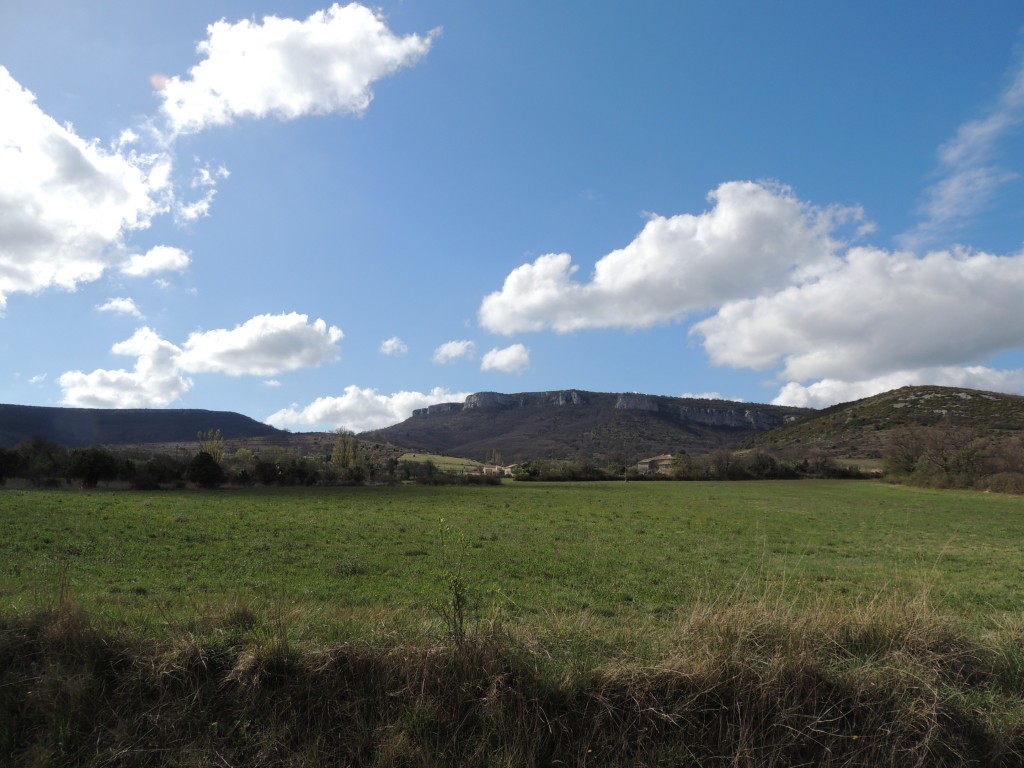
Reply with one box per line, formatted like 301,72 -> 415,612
416,390 -> 589,416
414,390 -> 803,431
677,405 -> 797,430
615,394 -> 798,430
385,389 -> 813,462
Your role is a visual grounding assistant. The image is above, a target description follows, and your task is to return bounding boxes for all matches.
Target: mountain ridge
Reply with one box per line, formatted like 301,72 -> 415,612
0,404 -> 285,449
5,385 -> 1022,464
362,389 -> 813,463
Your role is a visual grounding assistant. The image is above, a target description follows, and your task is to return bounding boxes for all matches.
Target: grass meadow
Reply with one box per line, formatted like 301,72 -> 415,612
4,480 -> 1024,766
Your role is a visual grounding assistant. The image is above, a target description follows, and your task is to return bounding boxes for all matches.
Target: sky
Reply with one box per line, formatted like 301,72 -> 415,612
2,2 -> 1024,433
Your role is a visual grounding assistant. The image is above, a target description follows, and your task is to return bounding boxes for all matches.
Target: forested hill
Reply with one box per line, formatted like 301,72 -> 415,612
0,404 -> 284,448
360,390 -> 813,463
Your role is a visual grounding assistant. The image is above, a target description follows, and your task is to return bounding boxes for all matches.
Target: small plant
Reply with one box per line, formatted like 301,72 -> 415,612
433,517 -> 476,645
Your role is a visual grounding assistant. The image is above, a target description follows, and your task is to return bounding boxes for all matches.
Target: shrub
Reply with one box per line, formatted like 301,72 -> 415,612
185,451 -> 226,489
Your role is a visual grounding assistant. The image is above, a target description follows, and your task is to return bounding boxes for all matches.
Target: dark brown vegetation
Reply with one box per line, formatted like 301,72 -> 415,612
4,598 -> 1024,767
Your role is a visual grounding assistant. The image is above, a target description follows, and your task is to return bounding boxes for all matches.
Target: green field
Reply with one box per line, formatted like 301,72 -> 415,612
5,480 -> 1024,766
3,480 -> 1022,638
398,452 -> 486,472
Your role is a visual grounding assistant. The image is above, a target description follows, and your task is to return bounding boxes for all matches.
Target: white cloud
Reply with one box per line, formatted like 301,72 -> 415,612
692,246 -> 1024,382
59,328 -> 192,408
263,379 -> 282,388
479,181 -> 865,334
478,175 -> 1024,408
773,367 -> 1024,409
175,165 -> 229,222
120,245 -> 191,277
159,3 -> 438,134
433,339 -> 475,364
97,297 -> 143,318
380,336 -> 408,356
59,312 -> 343,407
0,67 -> 175,309
266,385 -> 470,432
28,373 -> 47,385
177,312 -> 343,376
903,60 -> 1024,249
481,343 -> 530,373
680,392 -> 743,402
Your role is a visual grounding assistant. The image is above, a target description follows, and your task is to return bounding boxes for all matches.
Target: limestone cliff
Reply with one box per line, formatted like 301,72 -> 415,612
380,389 -> 813,462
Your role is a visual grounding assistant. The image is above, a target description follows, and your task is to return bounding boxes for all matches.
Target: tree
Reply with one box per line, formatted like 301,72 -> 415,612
197,429 -> 225,464
186,451 -> 225,489
884,427 -> 925,475
331,430 -> 367,483
671,451 -> 699,480
744,449 -> 780,479
917,424 -> 982,485
254,459 -> 281,485
708,449 -> 735,480
66,447 -> 120,488
884,423 -> 984,487
0,447 -> 22,485
17,436 -> 67,485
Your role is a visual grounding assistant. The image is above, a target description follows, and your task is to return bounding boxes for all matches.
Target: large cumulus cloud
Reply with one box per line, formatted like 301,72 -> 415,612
266,385 -> 471,432
479,180 -> 1024,406
158,3 -> 438,134
479,182 -> 865,334
59,312 -> 343,408
0,67 -> 175,310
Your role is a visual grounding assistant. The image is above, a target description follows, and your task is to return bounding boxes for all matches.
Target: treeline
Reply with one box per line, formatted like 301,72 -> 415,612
0,432 -> 499,490
10,424 -> 1022,492
883,424 -> 1024,492
513,448 -> 867,482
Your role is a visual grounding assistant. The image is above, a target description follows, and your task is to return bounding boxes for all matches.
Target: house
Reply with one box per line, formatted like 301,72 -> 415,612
637,454 -> 676,475
481,464 -> 518,477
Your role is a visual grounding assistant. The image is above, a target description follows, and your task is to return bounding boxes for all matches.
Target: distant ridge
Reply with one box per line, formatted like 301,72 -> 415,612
0,404 -> 284,448
361,389 -> 813,463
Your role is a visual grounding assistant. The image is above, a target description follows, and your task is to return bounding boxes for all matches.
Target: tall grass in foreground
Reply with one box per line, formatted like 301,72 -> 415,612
3,593 -> 1024,767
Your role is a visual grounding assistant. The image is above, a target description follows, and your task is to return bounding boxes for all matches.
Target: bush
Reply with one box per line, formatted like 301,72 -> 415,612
185,451 -> 226,489
66,447 -> 120,488
982,472 -> 1024,494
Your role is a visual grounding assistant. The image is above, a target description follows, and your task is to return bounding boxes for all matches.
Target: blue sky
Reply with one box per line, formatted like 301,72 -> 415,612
2,2 -> 1024,432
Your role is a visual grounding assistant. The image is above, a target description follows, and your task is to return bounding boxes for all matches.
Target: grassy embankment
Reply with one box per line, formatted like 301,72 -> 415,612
3,481 -> 1024,765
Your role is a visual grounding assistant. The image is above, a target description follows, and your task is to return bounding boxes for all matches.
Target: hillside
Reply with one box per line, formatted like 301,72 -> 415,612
748,385 -> 1024,458
0,404 -> 285,449
7,386 -> 1021,464
360,390 -> 812,464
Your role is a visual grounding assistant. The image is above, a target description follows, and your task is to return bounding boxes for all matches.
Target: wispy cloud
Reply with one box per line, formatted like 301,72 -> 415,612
902,59 -> 1024,249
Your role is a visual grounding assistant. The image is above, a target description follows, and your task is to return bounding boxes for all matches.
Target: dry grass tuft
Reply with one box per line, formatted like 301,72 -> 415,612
2,598 -> 1023,767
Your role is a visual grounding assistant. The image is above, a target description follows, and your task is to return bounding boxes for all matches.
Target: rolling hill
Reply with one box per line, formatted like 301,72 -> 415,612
746,385 -> 1024,458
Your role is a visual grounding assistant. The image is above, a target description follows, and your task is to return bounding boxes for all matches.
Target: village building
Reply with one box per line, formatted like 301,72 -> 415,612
636,454 -> 676,475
